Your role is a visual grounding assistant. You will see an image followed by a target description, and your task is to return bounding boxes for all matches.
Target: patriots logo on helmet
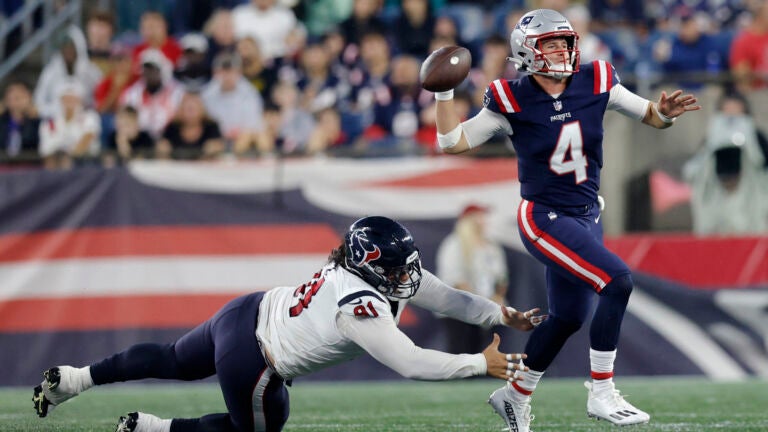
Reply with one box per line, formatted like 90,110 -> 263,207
519,15 -> 533,29
348,229 -> 382,266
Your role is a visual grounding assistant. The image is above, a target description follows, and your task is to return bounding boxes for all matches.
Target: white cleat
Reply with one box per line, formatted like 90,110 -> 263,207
585,381 -> 650,426
488,387 -> 535,432
33,366 -> 87,417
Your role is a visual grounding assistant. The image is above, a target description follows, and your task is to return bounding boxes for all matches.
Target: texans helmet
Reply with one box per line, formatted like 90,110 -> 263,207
508,9 -> 580,79
343,216 -> 422,299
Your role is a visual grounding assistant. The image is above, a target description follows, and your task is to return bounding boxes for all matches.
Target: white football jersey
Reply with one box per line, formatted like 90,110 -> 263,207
256,263 -> 404,380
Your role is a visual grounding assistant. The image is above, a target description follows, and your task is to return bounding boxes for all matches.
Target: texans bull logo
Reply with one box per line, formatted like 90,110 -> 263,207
348,229 -> 381,266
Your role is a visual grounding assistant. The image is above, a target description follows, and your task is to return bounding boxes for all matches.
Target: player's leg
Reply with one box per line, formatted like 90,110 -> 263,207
34,294 -> 243,418
488,269 -> 593,432
152,291 -> 289,432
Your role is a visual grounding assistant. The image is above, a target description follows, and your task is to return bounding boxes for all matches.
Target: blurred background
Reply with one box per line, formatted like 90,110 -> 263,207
0,0 -> 766,387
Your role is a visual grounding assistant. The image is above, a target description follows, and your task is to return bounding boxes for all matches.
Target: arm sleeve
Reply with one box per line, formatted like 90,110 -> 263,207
461,108 -> 513,148
336,312 -> 487,380
607,84 -> 650,121
410,270 -> 504,327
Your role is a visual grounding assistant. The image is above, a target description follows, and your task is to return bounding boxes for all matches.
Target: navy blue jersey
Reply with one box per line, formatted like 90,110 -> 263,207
483,60 -> 620,207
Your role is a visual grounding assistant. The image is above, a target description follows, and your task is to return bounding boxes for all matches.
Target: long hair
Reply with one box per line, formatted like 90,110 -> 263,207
328,242 -> 346,268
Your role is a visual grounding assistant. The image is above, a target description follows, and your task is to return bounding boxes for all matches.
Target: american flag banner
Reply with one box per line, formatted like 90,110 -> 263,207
0,159 -> 765,386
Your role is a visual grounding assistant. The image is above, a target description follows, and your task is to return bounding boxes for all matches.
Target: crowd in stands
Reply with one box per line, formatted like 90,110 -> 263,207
1,0 -> 767,169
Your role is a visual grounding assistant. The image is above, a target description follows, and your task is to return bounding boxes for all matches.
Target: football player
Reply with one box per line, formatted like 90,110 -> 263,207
33,216 -> 545,432
430,9 -> 700,432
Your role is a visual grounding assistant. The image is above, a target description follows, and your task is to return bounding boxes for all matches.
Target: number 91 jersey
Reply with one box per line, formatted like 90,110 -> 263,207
256,263 -> 402,380
483,60 -> 620,207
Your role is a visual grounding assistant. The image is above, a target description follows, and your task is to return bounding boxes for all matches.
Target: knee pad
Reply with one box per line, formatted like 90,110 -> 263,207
601,273 -> 633,299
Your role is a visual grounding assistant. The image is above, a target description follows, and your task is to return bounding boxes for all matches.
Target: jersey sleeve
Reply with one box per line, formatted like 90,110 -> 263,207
337,289 -> 392,319
590,60 -> 621,95
336,312 -> 487,379
482,79 -> 522,114
409,270 -> 504,327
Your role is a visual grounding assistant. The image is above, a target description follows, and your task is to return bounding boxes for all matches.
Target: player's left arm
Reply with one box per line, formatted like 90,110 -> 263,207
410,270 -> 545,330
642,89 -> 702,129
604,61 -> 701,129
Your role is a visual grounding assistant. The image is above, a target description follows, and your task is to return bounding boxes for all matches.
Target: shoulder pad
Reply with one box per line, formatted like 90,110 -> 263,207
591,60 -> 620,94
484,79 -> 522,114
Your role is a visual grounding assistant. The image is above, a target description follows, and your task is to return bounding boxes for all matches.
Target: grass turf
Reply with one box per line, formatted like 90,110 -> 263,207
2,377 -> 766,431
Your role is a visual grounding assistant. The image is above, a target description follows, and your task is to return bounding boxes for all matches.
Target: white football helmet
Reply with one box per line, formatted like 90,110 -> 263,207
508,9 -> 580,79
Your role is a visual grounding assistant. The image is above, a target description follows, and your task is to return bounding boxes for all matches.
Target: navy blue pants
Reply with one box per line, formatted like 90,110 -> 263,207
516,199 -> 633,371
90,292 -> 289,432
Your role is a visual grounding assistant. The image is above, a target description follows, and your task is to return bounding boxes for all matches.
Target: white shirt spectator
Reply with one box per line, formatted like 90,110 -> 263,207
34,26 -> 103,117
202,77 -> 264,137
232,1 -> 299,60
38,109 -> 101,157
120,80 -> 184,139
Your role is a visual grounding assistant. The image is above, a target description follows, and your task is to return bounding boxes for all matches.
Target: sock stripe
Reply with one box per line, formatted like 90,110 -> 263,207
511,381 -> 533,396
591,371 -> 614,380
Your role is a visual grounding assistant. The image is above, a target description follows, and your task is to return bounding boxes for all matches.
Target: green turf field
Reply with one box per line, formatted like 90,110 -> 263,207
2,377 -> 766,431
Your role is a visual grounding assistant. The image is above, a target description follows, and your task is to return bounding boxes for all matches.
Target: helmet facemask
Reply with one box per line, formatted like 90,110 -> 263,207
508,9 -> 581,79
376,250 -> 422,299
526,32 -> 580,79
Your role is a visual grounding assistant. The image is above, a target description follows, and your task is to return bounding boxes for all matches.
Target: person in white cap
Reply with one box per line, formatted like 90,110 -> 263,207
38,80 -> 101,169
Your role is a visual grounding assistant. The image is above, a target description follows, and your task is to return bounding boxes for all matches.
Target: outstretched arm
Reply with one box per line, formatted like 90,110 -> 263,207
642,89 -> 701,129
337,313 -> 528,381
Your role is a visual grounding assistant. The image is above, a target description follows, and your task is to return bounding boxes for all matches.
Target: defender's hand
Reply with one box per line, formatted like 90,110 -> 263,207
483,333 -> 529,382
502,306 -> 547,331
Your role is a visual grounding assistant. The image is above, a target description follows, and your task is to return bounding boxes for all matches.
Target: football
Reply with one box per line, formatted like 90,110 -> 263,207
419,46 -> 472,92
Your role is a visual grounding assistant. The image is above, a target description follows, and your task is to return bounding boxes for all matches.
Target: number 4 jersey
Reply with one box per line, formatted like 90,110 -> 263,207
256,263 -> 505,380
477,60 -> 649,207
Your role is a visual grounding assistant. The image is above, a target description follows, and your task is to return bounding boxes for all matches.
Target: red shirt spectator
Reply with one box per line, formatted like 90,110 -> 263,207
730,1 -> 768,91
131,11 -> 183,70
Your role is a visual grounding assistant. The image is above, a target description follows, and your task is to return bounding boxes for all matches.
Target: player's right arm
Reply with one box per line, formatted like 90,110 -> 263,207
336,312 -> 527,381
434,84 -> 513,153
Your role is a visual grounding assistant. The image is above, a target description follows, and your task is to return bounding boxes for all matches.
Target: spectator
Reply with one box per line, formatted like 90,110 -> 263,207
38,81 -> 101,170
120,49 -> 185,138
202,53 -> 265,154
131,11 -> 183,69
564,4 -> 612,64
157,92 -> 225,160
34,26 -> 103,117
0,81 -> 41,162
104,105 -> 155,163
588,0 -> 646,31
86,11 -> 117,76
653,12 -> 722,90
237,36 -> 280,100
304,0 -> 354,37
232,0 -> 304,61
393,0 -> 436,58
297,42 -> 344,112
364,55 -> 429,155
203,9 -> 237,64
683,92 -> 768,235
94,44 -> 137,114
436,204 -> 509,354
250,82 -> 316,155
307,107 -> 348,154
729,0 -> 768,93
174,33 -> 213,92
340,0 -> 386,46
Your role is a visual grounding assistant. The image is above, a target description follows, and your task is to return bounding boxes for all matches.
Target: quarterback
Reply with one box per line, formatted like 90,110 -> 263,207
33,216 -> 544,432
431,8 -> 700,432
